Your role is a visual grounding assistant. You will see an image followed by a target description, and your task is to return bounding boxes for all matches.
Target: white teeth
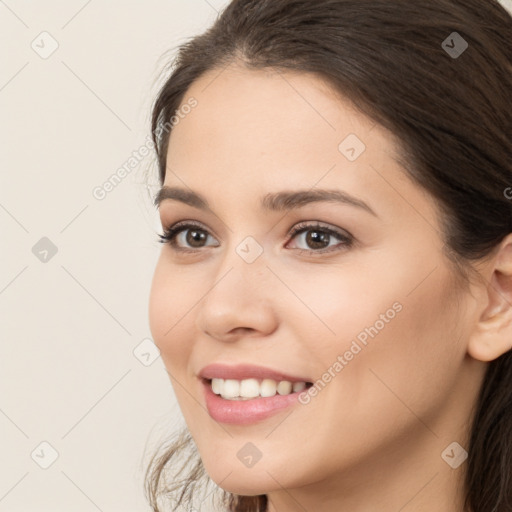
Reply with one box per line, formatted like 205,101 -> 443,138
210,378 -> 309,400
221,379 -> 240,399
277,380 -> 292,395
211,378 -> 223,395
239,378 -> 260,398
261,379 -> 277,397
292,381 -> 306,392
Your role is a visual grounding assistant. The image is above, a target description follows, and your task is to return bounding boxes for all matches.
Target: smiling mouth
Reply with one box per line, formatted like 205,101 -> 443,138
204,377 -> 314,400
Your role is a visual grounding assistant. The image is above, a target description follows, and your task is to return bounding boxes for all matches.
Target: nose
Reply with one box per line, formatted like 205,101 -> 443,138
195,250 -> 279,343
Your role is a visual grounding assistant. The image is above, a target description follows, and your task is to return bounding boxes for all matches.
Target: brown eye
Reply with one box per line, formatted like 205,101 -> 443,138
183,228 -> 208,248
157,222 -> 219,252
286,222 -> 354,255
157,220 -> 354,256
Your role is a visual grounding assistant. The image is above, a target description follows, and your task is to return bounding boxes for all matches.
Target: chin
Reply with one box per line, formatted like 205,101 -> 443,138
214,480 -> 269,497
203,463 -> 281,495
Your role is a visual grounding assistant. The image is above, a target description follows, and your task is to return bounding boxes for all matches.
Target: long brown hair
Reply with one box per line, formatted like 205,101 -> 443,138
145,1 -> 512,510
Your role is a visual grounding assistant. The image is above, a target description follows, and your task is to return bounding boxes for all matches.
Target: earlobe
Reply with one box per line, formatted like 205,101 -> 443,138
467,326 -> 512,362
467,234 -> 512,363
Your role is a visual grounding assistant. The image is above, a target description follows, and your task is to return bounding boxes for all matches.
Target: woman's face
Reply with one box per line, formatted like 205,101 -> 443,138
148,64 -> 485,506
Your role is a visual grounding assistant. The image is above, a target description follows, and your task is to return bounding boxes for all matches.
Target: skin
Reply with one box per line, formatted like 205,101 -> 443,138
148,62 -> 512,512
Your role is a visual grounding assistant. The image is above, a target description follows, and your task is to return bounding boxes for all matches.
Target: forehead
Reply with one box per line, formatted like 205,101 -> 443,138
169,63 -> 383,160
162,63 -> 437,229
167,64 -> 394,173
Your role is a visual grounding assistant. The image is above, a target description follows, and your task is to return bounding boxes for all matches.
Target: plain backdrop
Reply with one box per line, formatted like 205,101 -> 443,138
1,1 -> 511,511
0,1 -> 230,511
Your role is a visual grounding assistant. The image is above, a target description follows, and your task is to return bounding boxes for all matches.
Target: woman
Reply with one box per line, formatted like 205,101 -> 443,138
145,1 -> 512,510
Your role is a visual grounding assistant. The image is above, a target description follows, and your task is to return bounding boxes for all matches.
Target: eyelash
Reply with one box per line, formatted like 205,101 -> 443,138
157,220 -> 354,256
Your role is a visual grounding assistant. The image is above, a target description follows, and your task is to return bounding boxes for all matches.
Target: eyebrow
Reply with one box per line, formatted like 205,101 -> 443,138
154,186 -> 378,217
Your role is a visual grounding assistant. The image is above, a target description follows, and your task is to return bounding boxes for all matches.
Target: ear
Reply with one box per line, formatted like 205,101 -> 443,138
467,234 -> 512,362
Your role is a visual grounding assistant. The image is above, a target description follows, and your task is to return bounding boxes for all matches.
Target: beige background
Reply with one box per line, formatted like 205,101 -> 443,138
0,1 -> 230,511
1,1 -> 511,511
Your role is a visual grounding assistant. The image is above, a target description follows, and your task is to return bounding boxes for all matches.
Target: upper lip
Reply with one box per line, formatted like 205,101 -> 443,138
199,363 -> 312,383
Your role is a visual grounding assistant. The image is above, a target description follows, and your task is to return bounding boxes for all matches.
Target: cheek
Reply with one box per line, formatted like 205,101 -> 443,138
148,261 -> 204,425
257,263 -> 463,477
288,250 -> 460,361
272,260 -> 399,364
148,261 -> 169,347
282,256 -> 463,425
360,267 -> 462,416
379,267 -> 465,402
148,258 -> 195,368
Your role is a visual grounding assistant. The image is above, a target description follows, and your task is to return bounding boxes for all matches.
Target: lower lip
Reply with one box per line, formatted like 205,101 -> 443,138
202,379 -> 308,425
